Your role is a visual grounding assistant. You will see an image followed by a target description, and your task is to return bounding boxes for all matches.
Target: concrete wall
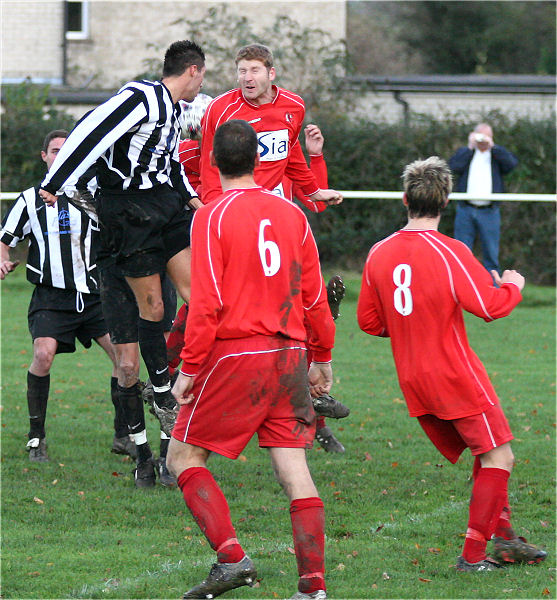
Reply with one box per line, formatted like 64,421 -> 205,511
2,1 -> 64,83
2,1 -> 346,88
356,91 -> 555,124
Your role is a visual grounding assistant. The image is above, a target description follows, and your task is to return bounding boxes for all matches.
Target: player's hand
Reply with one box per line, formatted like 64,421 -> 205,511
39,189 -> 57,206
304,124 -> 324,155
491,269 -> 525,291
308,361 -> 333,398
172,372 -> 195,405
310,189 -> 343,206
188,196 -> 203,210
0,259 -> 20,280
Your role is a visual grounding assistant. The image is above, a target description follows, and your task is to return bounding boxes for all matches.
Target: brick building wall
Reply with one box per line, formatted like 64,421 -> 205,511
2,1 -> 64,83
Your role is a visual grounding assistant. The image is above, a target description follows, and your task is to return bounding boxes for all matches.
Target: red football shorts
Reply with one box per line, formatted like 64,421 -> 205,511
172,335 -> 316,458
417,403 -> 514,463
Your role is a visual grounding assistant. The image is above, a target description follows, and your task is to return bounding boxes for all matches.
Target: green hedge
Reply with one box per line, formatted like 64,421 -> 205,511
1,83 -> 554,284
308,109 -> 556,285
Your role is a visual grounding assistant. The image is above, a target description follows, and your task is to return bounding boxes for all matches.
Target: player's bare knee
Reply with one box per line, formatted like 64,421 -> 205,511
32,346 -> 55,371
141,300 -> 165,322
117,361 -> 139,387
481,442 -> 514,472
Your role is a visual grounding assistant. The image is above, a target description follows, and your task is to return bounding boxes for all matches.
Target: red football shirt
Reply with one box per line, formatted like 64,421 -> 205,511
200,87 -> 320,204
278,153 -> 328,213
357,229 -> 522,419
178,139 -> 201,195
180,186 -> 335,374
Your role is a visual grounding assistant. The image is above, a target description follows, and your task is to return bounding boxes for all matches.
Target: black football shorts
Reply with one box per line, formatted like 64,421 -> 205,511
28,286 -> 108,354
97,183 -> 192,278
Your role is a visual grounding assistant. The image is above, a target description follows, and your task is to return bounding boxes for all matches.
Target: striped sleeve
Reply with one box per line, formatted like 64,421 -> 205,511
41,88 -> 148,194
0,189 -> 33,246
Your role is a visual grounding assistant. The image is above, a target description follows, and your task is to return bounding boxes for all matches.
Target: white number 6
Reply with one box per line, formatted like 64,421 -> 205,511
393,263 -> 413,316
258,219 -> 281,277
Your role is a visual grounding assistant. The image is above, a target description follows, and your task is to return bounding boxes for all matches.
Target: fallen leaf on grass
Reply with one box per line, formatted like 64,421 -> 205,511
540,520 -> 549,527
411,559 -> 419,566
27,571 -> 40,577
428,547 -> 441,554
391,462 -> 398,468
364,452 -> 372,461
51,479 -> 58,485
419,577 -> 432,582
287,547 -> 296,554
336,563 -> 346,571
33,497 -> 44,504
238,454 -> 247,462
542,588 -> 550,596
375,524 -> 384,533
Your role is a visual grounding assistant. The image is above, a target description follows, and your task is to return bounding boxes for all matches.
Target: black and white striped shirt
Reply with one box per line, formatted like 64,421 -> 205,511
0,186 -> 99,294
41,80 -> 196,201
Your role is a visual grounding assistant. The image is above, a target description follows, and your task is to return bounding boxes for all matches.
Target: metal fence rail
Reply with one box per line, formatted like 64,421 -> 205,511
338,192 -> 556,202
1,192 -> 555,203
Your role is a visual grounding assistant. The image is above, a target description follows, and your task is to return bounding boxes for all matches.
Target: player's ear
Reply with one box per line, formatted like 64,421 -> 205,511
254,153 -> 261,168
209,150 -> 217,168
402,193 -> 409,207
268,67 -> 276,82
41,151 -> 48,165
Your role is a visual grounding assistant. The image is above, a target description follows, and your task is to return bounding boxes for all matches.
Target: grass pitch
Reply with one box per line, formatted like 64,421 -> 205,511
1,268 -> 555,599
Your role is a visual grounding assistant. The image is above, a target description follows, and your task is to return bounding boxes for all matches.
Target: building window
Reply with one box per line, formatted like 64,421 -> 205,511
66,1 -> 89,40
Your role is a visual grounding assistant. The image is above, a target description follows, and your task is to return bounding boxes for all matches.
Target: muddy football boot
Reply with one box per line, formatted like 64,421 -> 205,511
493,536 -> 547,564
326,275 -> 345,320
152,390 -> 179,437
312,394 -> 350,419
134,458 -> 156,488
182,555 -> 257,598
315,426 -> 345,454
456,556 -> 504,572
290,591 -> 327,600
158,457 -> 177,488
27,437 -> 49,462
111,435 -> 137,460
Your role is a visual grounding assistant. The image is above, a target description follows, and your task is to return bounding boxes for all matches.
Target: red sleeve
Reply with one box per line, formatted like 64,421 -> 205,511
293,154 -> 328,213
179,207 -> 223,373
302,223 -> 335,361
451,242 -> 523,320
199,108 -> 221,205
357,251 -> 389,337
285,141 -> 319,198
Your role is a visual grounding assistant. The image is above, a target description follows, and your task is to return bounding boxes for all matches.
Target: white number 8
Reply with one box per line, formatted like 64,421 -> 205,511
393,263 -> 413,316
258,219 -> 281,277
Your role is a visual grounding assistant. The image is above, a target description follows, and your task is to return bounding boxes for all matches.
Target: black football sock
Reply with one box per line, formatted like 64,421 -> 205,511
111,376 -> 128,437
118,382 -> 153,464
27,372 -> 49,440
138,318 -> 174,408
118,382 -> 147,436
159,434 -> 170,459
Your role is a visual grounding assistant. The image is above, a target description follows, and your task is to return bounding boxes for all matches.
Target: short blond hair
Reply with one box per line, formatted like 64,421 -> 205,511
235,44 -> 274,69
402,156 -> 453,218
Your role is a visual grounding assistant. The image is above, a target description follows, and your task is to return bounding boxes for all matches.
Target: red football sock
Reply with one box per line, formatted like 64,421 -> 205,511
316,416 -> 326,429
463,467 -> 510,563
494,504 -> 516,540
177,467 -> 244,563
290,497 -> 326,593
166,303 -> 188,371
